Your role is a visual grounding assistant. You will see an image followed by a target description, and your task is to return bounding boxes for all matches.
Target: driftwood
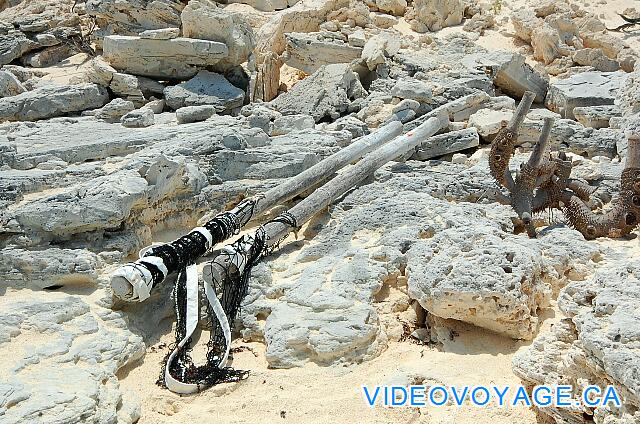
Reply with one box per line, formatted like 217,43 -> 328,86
203,113 -> 449,286
562,134 -> 640,239
110,121 -> 403,301
174,114 -> 450,394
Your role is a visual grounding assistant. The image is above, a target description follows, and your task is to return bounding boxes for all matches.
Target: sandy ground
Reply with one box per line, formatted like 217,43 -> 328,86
120,313 -> 548,424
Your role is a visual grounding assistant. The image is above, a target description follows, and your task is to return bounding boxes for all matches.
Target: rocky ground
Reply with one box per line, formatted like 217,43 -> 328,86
0,0 -> 639,423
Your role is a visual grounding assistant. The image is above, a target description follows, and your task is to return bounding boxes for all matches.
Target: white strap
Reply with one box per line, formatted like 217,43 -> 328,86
164,264 -> 233,394
164,264 -> 201,394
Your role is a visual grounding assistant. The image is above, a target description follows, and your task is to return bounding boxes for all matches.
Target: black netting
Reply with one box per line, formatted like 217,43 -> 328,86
158,211 -> 298,392
144,199 -> 257,288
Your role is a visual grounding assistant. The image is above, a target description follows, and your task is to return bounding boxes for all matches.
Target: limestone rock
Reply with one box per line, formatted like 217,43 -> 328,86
284,32 -> 362,74
462,50 -> 549,102
0,247 -> 103,290
176,105 -> 217,124
271,114 -> 316,136
94,98 -> 136,123
361,32 -> 400,71
411,0 -> 464,31
102,35 -> 228,80
463,12 -> 495,34
573,105 -> 621,129
164,71 -> 245,113
511,9 -> 541,42
408,226 -> 601,340
375,0 -> 406,15
85,0 -> 184,39
390,78 -> 433,103
0,30 -> 37,66
572,48 -> 620,72
139,27 -> 180,40
21,44 -> 74,68
181,0 -> 255,67
0,293 -> 145,424
0,69 -> 26,97
0,83 -> 109,122
513,258 -> 640,423
546,71 -> 628,119
120,107 -> 154,128
270,63 -> 367,122
411,127 -> 480,160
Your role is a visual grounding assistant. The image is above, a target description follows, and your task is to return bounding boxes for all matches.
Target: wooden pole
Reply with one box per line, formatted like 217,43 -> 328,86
203,113 -> 449,285
110,121 -> 403,301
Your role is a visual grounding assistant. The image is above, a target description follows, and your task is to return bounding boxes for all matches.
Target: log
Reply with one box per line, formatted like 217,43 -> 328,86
203,113 -> 449,286
110,121 -> 403,301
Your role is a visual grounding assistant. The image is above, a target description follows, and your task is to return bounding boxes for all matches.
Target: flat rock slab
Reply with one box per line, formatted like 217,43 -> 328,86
102,35 -> 228,80
284,32 -> 363,74
411,127 -> 479,160
0,293 -> 144,424
573,104 -> 622,129
546,71 -> 628,119
164,70 -> 245,112
0,84 -> 109,122
462,50 -> 549,103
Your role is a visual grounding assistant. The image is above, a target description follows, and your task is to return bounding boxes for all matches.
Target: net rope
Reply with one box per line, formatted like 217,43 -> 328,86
158,210 -> 298,391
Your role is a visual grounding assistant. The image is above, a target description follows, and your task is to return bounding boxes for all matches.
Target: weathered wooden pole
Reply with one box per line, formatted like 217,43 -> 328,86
110,121 -> 403,301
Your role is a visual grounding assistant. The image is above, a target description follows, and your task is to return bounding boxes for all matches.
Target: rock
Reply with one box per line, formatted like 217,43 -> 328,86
0,247 -> 102,290
121,107 -> 154,128
390,78 -> 433,103
164,71 -> 245,113
513,258 -> 640,423
462,50 -> 549,102
144,99 -> 165,114
94,98 -> 136,123
227,0 -> 294,12
139,27 -> 180,40
582,31 -> 636,72
325,115 -> 370,137
102,35 -> 228,80
270,63 -> 366,123
181,0 -> 255,67
370,12 -> 398,29
0,70 -> 26,98
468,107 -> 621,157
411,0 -> 464,31
348,29 -> 366,48
411,127 -> 480,160
361,32 -> 400,71
408,226 -> 601,340
463,12 -> 495,34
0,30 -> 37,66
0,84 -> 109,122
572,48 -> 620,72
546,71 -> 628,119
176,105 -> 217,124
0,293 -> 145,424
511,9 -> 541,42
392,99 -> 420,113
21,44 -> 74,68
85,0 -> 184,39
271,114 -> 316,136
283,32 -> 362,74
573,105 -> 621,129
109,72 -> 164,107
375,0 -> 406,16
